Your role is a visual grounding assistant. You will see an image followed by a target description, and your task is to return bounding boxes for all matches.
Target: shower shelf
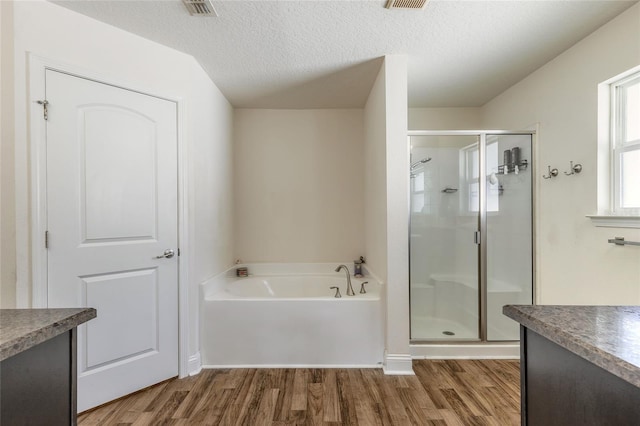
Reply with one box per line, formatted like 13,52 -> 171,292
498,159 -> 528,175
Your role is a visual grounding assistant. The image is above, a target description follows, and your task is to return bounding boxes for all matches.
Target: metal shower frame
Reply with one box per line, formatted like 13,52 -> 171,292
407,130 -> 537,344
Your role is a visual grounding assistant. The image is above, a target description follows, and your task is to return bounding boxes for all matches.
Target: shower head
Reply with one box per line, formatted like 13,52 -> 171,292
410,157 -> 432,170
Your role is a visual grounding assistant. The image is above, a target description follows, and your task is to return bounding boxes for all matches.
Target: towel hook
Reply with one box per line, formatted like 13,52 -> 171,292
542,166 -> 559,179
564,161 -> 583,176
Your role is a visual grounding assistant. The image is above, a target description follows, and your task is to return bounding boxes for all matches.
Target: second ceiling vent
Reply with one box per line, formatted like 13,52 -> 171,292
385,0 -> 429,9
182,0 -> 218,17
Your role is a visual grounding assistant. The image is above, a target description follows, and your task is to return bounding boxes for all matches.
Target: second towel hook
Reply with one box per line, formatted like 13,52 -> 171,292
564,161 -> 583,176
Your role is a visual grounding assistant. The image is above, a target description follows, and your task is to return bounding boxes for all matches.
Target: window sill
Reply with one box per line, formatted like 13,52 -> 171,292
586,215 -> 640,229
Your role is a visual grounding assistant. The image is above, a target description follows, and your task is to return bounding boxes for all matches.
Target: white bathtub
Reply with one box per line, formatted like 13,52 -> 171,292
218,275 -> 380,300
200,263 -> 384,368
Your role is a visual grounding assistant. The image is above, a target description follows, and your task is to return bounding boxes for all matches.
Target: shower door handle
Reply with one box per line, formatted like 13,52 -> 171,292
474,231 -> 481,245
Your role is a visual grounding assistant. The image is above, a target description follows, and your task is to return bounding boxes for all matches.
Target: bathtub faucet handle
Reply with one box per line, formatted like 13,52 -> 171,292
360,281 -> 368,294
330,286 -> 342,298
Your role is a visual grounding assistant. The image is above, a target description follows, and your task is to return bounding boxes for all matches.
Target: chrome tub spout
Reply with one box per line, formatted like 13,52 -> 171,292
335,264 -> 355,296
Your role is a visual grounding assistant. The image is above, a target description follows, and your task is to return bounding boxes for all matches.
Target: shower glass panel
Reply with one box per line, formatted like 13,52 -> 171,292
410,135 -> 480,341
485,134 -> 533,341
410,131 -> 534,344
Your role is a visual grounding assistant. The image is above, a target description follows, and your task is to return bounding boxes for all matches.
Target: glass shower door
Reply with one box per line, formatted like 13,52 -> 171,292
410,135 -> 480,341
485,134 -> 533,341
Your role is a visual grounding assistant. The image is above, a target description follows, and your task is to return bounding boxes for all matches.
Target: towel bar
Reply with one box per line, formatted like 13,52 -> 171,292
608,237 -> 640,246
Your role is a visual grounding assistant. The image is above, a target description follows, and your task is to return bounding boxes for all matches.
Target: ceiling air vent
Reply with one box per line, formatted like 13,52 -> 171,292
182,0 -> 218,17
385,0 -> 428,9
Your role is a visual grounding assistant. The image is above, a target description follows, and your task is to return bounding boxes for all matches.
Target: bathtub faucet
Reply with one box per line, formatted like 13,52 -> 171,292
335,264 -> 355,296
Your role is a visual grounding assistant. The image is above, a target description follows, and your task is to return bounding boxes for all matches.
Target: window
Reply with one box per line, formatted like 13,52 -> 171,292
465,141 -> 499,213
411,170 -> 425,213
591,67 -> 640,227
611,71 -> 640,214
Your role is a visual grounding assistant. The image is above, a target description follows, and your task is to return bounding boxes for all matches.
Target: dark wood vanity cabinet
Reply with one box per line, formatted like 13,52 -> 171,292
504,305 -> 640,426
0,309 -> 96,425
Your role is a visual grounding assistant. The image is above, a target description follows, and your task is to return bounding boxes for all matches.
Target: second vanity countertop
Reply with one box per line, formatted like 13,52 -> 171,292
503,305 -> 640,388
0,308 -> 97,361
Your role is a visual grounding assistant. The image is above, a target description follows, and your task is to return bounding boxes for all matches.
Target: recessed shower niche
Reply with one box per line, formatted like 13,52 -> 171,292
409,131 -> 534,343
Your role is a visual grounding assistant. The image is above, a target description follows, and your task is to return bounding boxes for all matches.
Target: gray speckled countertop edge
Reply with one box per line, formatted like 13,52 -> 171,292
0,308 -> 97,361
503,305 -> 640,388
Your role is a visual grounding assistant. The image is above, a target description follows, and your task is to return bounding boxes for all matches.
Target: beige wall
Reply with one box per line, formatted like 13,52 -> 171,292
234,109 -> 364,263
382,55 -> 411,371
482,3 -> 640,304
0,0 -> 16,308
409,107 -> 482,130
9,0 -> 235,359
364,64 -> 388,282
3,0 -> 637,376
364,56 -> 412,373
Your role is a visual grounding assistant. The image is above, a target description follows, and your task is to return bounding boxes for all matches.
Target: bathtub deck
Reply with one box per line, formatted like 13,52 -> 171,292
78,359 -> 520,425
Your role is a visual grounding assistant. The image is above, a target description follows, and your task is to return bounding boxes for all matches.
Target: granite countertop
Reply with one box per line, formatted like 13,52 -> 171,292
504,305 -> 640,388
0,308 -> 97,361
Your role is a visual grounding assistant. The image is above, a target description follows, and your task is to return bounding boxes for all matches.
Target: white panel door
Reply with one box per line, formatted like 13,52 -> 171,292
45,69 -> 179,412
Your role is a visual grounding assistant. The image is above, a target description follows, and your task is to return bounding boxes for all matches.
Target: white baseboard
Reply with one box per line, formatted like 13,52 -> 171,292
188,352 -> 202,376
383,353 -> 415,375
201,363 -> 382,369
410,343 -> 520,359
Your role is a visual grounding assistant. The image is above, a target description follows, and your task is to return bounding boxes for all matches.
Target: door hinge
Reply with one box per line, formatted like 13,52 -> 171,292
36,100 -> 49,121
45,230 -> 49,249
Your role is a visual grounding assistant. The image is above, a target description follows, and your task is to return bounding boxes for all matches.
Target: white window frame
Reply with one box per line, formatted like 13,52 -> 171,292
464,141 -> 499,214
464,143 -> 480,213
589,66 -> 640,228
611,72 -> 640,214
410,169 -> 426,213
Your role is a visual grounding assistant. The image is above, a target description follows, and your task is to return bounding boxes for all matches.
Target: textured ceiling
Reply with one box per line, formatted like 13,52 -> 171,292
52,0 -> 638,108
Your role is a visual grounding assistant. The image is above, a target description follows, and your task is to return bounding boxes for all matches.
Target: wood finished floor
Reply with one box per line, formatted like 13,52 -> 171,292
78,360 -> 520,425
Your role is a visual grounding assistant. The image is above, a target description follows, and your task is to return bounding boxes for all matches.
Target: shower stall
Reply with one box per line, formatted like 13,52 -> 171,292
409,131 -> 533,345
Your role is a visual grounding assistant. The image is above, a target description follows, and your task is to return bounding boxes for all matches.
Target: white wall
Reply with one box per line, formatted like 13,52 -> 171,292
364,65 -> 388,282
8,0 -> 234,362
409,107 -> 482,130
482,3 -> 640,304
234,109 -> 364,263
365,56 -> 412,374
383,55 -> 411,372
0,0 -> 16,308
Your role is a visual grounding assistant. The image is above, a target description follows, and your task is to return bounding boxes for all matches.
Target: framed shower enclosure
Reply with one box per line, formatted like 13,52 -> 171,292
408,131 -> 534,343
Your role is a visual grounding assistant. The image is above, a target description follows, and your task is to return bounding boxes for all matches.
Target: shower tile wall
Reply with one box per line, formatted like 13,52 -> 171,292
410,142 -> 479,340
486,138 -> 533,282
486,135 -> 533,340
411,146 -> 477,284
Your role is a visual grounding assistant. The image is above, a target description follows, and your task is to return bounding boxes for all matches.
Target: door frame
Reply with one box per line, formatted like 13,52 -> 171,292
27,54 -> 191,378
